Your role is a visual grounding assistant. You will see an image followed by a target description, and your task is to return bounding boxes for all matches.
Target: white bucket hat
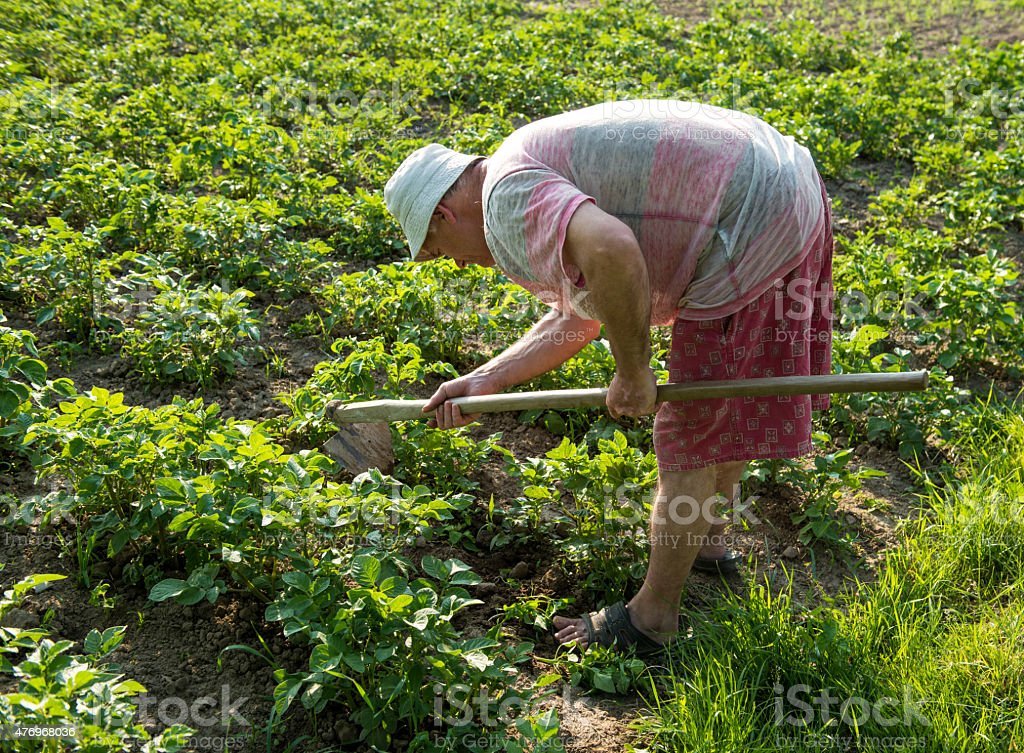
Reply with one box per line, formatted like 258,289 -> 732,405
383,143 -> 482,259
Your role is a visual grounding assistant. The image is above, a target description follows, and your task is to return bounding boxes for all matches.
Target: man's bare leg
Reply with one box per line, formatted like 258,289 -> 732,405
553,465 -> 717,647
698,460 -> 747,560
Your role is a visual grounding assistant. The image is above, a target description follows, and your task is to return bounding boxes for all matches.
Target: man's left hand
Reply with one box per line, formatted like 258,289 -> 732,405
607,366 -> 658,419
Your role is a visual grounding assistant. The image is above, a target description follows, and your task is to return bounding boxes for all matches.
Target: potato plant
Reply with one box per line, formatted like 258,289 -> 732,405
120,279 -> 262,388
1,574 -> 194,752
266,551 -> 547,751
0,316 -> 46,441
502,432 -> 659,597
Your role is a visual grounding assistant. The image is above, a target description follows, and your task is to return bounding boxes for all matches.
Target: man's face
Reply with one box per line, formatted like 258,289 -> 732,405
418,219 -> 495,268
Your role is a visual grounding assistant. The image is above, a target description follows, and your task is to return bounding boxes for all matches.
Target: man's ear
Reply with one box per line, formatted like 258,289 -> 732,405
433,202 -> 457,225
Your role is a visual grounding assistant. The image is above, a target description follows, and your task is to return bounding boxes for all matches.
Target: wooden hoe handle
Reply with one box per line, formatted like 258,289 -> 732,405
328,370 -> 929,424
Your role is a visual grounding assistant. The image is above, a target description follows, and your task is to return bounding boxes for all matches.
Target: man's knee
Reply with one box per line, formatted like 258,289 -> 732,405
652,466 -> 719,526
713,460 -> 747,493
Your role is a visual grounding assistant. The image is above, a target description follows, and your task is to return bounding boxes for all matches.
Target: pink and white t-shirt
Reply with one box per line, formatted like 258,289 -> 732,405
481,100 -> 827,325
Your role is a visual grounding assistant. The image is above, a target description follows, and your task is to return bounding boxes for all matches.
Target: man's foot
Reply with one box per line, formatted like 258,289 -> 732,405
692,548 -> 743,575
553,600 -> 676,653
698,522 -> 730,560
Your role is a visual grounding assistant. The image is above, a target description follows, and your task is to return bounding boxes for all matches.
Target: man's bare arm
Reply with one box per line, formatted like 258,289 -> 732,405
424,309 -> 601,428
471,308 -> 602,390
562,201 -> 657,417
563,202 -> 651,376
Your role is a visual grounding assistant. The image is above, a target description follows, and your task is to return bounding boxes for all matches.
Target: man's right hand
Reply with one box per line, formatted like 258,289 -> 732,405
422,374 -> 500,429
607,365 -> 658,419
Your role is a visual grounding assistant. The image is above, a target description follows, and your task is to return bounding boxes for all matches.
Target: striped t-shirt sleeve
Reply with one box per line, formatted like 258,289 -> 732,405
484,167 -> 596,314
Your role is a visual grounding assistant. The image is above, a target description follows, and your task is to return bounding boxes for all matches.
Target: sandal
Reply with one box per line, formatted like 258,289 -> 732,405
692,549 -> 743,576
576,600 -> 672,660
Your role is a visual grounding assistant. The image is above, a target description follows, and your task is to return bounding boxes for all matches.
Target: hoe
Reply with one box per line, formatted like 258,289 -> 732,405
322,370 -> 929,474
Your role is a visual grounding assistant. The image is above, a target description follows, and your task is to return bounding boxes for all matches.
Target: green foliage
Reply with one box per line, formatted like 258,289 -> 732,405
120,278 -> 262,387
1,575 -> 193,752
0,315 -> 47,442
276,336 -> 457,446
307,261 -> 541,363
498,595 -> 573,634
2,218 -> 125,344
911,407 -> 1024,597
149,563 -> 227,606
2,0 -> 1024,749
25,388 -> 341,595
561,645 -> 649,695
393,423 -> 507,495
827,329 -> 972,460
751,432 -> 886,551
502,432 -> 658,597
266,550 -> 552,750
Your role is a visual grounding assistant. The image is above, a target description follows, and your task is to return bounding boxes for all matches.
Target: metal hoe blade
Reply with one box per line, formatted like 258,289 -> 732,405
322,422 -> 394,475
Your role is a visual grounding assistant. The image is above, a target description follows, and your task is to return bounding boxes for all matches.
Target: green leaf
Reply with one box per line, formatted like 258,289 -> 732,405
351,553 -> 381,588
17,359 -> 46,386
464,651 -> 492,672
591,670 -> 616,693
388,593 -> 414,611
405,608 -> 435,631
379,576 -> 409,597
342,652 -> 367,673
167,511 -> 196,531
524,485 -> 550,500
0,390 -> 19,417
114,679 -> 148,695
274,678 -> 303,717
67,666 -> 98,691
421,555 -> 446,581
450,570 -> 481,586
83,629 -> 103,655
9,574 -> 66,599
282,570 -> 313,592
178,586 -> 207,606
149,579 -> 187,602
83,625 -> 125,656
265,602 -> 292,622
309,644 -> 340,672
534,672 -> 561,689
154,477 -> 189,500
109,529 -> 131,555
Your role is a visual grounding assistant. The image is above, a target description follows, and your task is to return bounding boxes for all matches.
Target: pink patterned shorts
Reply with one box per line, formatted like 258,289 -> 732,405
654,184 -> 834,472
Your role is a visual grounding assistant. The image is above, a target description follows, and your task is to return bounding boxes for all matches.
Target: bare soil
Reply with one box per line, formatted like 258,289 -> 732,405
651,0 -> 1024,57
